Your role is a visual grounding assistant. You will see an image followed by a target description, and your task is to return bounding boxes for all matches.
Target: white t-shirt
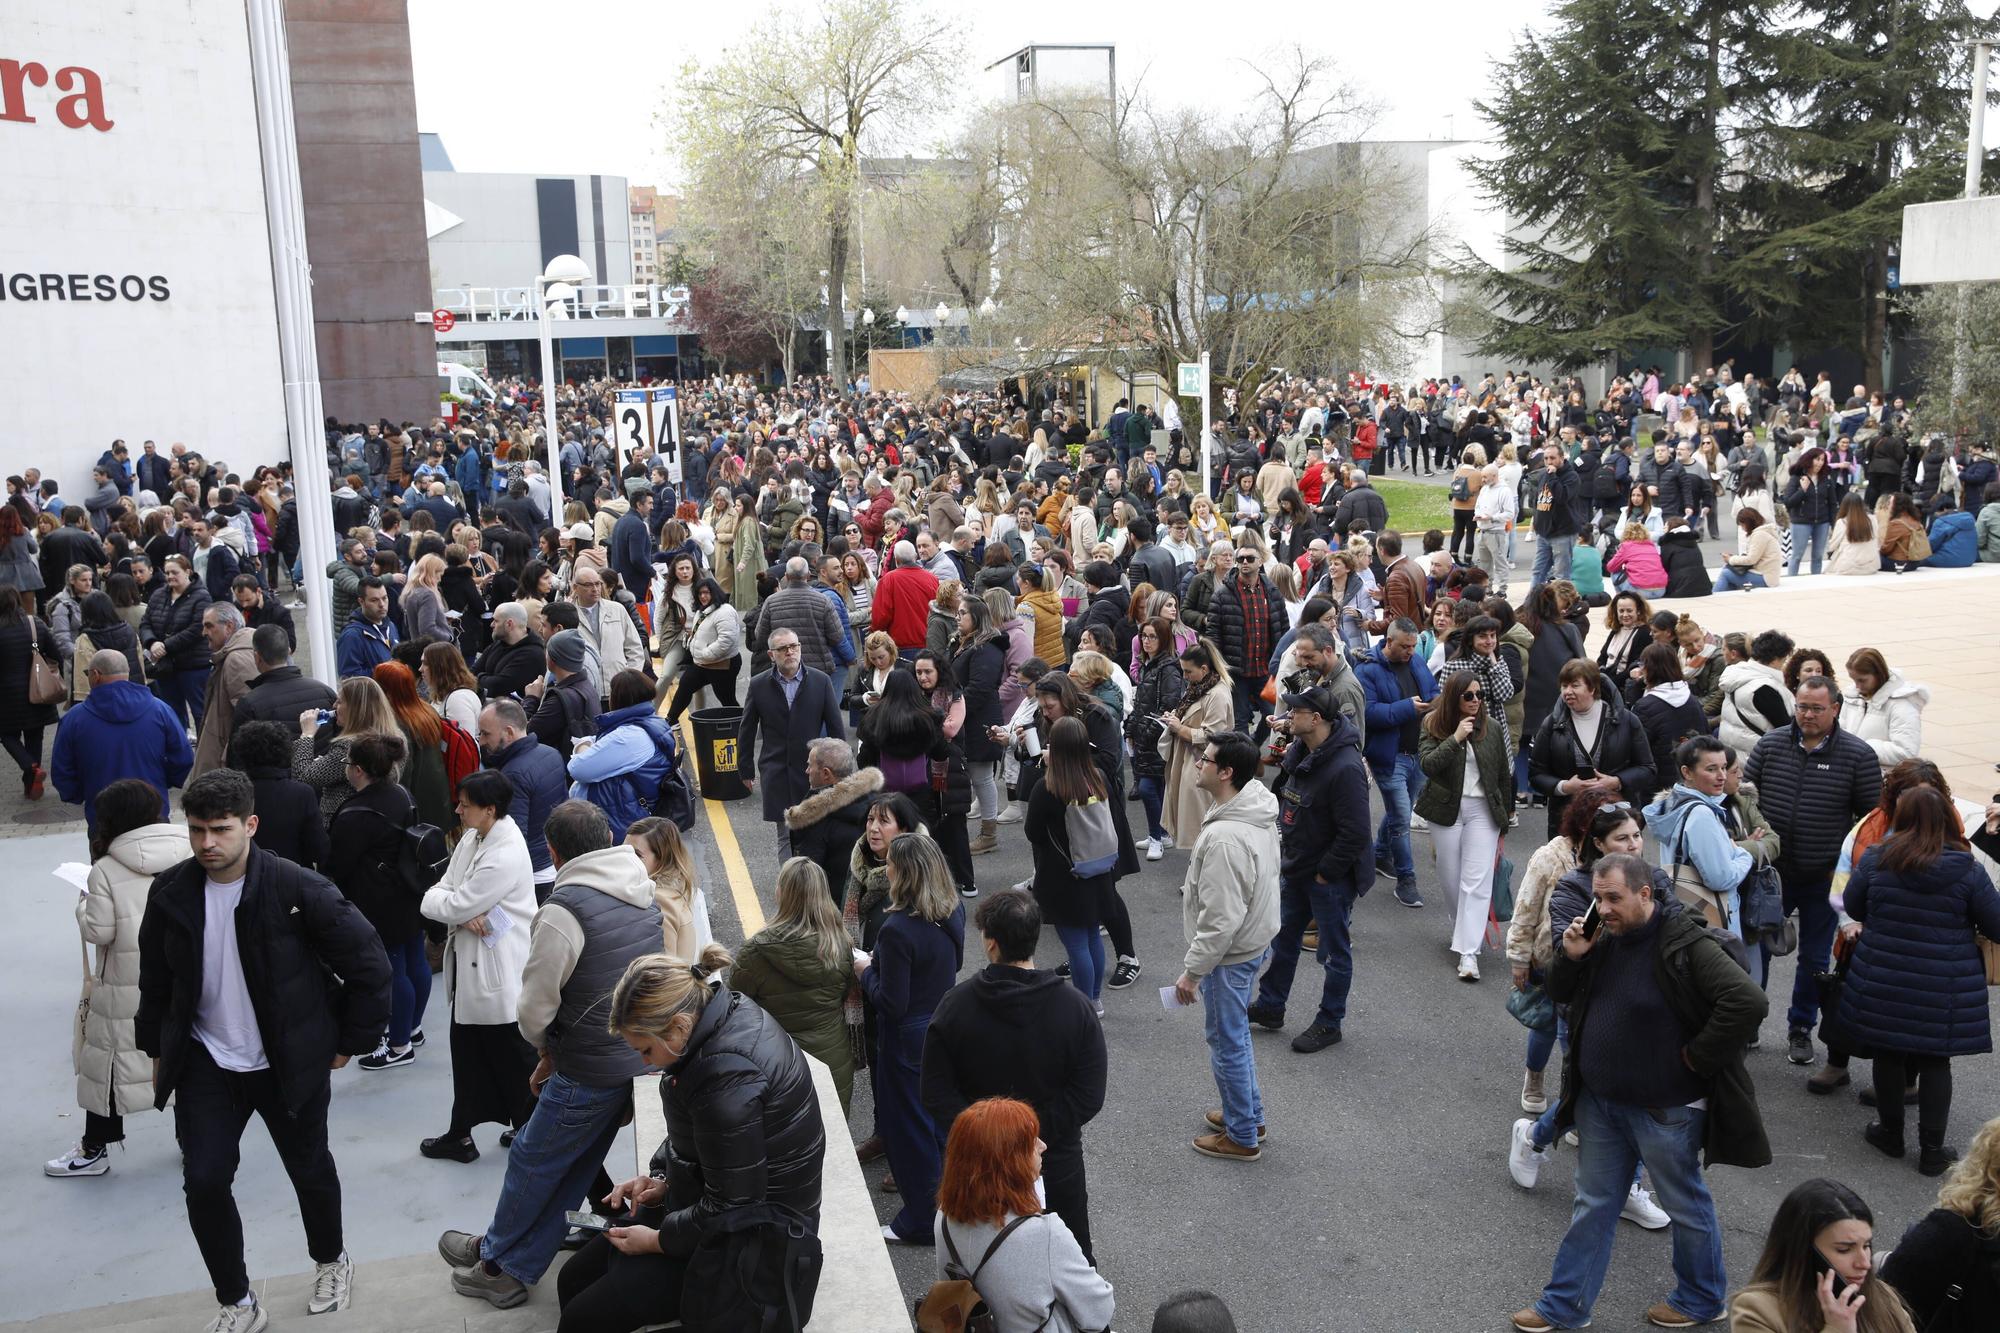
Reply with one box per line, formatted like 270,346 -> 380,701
1462,743 -> 1486,801
193,875 -> 270,1072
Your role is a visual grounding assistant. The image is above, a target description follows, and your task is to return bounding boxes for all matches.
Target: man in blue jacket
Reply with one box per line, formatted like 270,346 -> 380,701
336,577 -> 400,679
607,489 -> 654,605
1354,619 -> 1438,908
1248,686 -> 1375,1054
51,649 -> 195,830
478,699 -> 567,903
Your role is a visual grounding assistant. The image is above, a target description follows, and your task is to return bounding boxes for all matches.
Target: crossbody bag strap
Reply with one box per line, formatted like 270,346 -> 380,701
967,1212 -> 1044,1284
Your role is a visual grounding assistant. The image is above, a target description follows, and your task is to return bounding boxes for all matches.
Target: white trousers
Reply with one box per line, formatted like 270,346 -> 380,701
1431,796 -> 1502,957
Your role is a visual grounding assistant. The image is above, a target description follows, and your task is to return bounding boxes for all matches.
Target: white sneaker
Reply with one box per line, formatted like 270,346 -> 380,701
1508,1117 -> 1549,1189
1145,837 -> 1164,861
1622,1184 -> 1670,1230
306,1253 -> 352,1313
44,1141 -> 109,1177
1457,953 -> 1480,982
995,801 -> 1026,825
1408,814 -> 1429,833
206,1298 -> 267,1333
1159,832 -> 1175,850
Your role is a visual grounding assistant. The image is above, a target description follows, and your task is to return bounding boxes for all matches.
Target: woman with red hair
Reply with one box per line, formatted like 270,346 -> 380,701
929,1098 -> 1114,1332
372,661 -> 452,830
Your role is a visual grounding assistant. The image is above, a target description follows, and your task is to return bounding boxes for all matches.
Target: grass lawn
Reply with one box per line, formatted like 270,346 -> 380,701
1374,478 -> 1456,537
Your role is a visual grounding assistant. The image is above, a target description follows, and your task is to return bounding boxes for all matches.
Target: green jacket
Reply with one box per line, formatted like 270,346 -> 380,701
1500,622 -> 1534,747
1414,721 -> 1513,827
730,926 -> 856,1115
1548,906 -> 1771,1169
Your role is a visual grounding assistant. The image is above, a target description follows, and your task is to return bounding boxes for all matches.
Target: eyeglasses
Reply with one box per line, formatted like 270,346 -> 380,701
1191,753 -> 1213,768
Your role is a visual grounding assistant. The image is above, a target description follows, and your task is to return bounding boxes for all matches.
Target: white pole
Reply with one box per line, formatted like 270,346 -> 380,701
1952,41 -> 1991,413
245,0 -> 337,687
1198,350 -> 1213,499
539,286 -> 566,520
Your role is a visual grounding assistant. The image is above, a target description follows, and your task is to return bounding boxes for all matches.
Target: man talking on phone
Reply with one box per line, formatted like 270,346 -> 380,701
1510,853 -> 1768,1333
136,769 -> 391,1333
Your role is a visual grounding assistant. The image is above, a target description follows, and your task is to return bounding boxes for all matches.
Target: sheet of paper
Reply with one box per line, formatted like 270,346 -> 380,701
52,862 -> 92,895
1159,984 -> 1193,1011
480,903 -> 515,949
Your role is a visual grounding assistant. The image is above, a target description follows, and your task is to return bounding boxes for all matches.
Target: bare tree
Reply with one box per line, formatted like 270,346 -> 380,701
672,0 -> 964,385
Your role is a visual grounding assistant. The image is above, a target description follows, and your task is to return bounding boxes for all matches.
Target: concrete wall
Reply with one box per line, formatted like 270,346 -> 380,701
1,0 -> 289,493
425,170 -> 633,294
286,0 -> 438,428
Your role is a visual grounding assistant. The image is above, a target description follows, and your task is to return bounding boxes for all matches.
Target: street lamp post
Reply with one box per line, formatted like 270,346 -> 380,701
537,254 -> 591,519
1952,4 -> 1999,412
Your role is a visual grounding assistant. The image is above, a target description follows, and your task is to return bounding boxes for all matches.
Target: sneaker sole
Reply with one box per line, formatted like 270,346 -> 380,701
449,1272 -> 528,1309
1106,975 -> 1139,990
360,1056 -> 415,1072
1191,1142 -> 1261,1162
44,1161 -> 109,1177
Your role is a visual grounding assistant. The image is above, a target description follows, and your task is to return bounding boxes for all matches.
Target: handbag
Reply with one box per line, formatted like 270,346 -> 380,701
1816,934 -> 1874,1060
1668,808 -> 1730,930
27,618 -> 65,706
679,1201 -> 822,1333
1506,980 -> 1556,1034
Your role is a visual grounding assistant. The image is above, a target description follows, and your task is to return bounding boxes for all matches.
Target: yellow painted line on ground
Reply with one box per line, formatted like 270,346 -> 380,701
677,714 -> 766,936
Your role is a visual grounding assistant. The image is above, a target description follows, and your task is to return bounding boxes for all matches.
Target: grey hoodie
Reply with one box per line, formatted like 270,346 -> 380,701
1181,779 -> 1283,976
518,843 -> 661,1076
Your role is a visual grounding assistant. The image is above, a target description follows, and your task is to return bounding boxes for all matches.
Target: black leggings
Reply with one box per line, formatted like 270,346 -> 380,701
1874,1053 -> 1952,1148
1449,511 -> 1476,561
935,810 -> 976,896
1102,884 -> 1135,960
664,656 -> 740,723
0,725 -> 44,778
555,1233 -> 684,1333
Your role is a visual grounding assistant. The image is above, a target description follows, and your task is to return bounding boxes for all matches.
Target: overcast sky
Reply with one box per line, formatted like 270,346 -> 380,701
409,0 -> 1557,187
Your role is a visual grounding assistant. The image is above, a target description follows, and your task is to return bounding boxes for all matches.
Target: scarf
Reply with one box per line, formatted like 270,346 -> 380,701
841,843 -> 893,1034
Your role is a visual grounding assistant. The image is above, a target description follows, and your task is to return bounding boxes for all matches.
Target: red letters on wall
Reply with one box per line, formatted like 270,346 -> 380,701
0,59 -> 114,131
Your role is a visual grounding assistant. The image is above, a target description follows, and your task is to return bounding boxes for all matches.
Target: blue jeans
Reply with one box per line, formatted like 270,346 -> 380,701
1767,871 -> 1836,1035
153,666 -> 211,732
1534,1091 -> 1726,1327
482,1072 -> 630,1284
1135,774 -> 1167,841
386,932 -> 433,1048
1531,535 -> 1574,589
1711,567 -> 1767,592
1203,952 -> 1268,1148
1372,753 -> 1424,881
1787,521 -> 1830,575
1055,924 -> 1106,1002
1231,674 -> 1273,734
1254,873 -> 1357,1031
1525,1023 -> 1557,1073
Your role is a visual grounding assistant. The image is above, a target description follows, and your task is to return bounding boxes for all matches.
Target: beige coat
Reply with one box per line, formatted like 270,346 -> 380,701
191,628 -> 259,777
1726,1282 -> 1914,1333
1825,522 -> 1880,575
1729,523 -> 1783,586
575,598 -> 650,685
1504,836 -> 1575,970
419,816 -> 539,1026
76,824 -> 190,1116
1162,681 -> 1236,847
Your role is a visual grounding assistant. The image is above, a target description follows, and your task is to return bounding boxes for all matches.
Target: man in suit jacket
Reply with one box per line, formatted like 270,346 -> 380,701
738,626 -> 844,859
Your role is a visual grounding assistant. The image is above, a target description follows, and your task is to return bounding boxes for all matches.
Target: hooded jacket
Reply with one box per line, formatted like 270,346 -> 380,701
922,963 -> 1107,1154
1717,660 -> 1794,757
567,701 -> 680,841
783,767 -> 881,897
76,823 -> 190,1118
520,843 -> 663,1085
1274,714 -> 1372,888
1646,785 -> 1755,933
1841,847 -> 2000,1058
51,678 -> 194,828
1181,779 -> 1283,976
731,925 -> 858,1113
1632,680 -> 1710,788
1658,527 -> 1713,598
1838,672 -> 1928,770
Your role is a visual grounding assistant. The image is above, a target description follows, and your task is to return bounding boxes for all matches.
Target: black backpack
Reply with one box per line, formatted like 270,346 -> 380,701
679,1202 -> 822,1333
650,734 -> 697,832
361,807 -> 451,896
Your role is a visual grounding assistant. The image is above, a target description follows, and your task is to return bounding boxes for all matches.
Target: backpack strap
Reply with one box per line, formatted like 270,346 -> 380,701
943,1212 -> 1043,1283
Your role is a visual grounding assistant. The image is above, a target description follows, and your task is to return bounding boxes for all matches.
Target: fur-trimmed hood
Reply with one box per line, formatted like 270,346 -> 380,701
784,766 -> 884,830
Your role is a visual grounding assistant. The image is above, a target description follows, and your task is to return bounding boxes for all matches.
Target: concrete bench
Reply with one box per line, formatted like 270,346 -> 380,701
630,1053 -> 910,1332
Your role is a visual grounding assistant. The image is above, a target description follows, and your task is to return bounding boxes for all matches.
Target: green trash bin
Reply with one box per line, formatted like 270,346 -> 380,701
688,707 -> 749,802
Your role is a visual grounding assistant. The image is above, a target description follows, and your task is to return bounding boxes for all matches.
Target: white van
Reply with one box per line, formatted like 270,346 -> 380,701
438,361 -> 496,404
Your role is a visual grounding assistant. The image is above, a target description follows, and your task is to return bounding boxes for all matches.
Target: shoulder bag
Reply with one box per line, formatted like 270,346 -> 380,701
27,618 -> 65,706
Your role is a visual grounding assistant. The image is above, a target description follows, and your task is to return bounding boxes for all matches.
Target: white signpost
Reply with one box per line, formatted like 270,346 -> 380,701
611,385 -> 683,484
649,384 -> 683,485
1180,355 -> 1213,498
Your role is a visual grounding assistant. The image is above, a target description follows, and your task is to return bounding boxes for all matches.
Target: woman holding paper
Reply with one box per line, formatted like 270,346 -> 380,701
418,767 -> 540,1163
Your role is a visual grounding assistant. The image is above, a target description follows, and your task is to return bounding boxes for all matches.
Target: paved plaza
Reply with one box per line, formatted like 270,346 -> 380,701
4,559 -> 1996,1332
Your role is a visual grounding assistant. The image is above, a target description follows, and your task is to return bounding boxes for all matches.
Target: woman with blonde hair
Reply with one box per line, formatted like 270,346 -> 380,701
293,674 -> 401,821
857,832 -> 966,1243
1188,493 -> 1224,547
624,816 -> 707,963
732,858 -> 857,1113
401,551 -> 453,643
1880,1115 -> 2000,1326
557,944 -> 823,1333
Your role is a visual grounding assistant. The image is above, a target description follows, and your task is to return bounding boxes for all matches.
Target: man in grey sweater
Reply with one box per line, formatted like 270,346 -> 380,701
1174,730 -> 1282,1163
439,801 -> 662,1309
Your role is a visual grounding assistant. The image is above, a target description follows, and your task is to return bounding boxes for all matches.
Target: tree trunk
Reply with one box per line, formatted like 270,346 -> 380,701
827,215 -> 850,388
780,327 -> 797,387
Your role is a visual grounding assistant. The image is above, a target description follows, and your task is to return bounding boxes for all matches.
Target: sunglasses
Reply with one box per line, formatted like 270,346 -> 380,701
1236,555 -> 1259,564
1461,691 -> 1484,701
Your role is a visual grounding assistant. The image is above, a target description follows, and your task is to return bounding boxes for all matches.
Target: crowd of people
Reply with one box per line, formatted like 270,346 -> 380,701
14,360 -> 2000,1333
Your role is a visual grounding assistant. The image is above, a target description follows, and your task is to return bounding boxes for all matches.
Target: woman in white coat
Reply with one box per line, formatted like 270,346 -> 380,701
1840,647 -> 1930,773
47,779 -> 187,1178
417,767 -> 539,1163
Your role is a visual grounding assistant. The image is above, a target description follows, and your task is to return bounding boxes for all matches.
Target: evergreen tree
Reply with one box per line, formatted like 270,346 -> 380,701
1469,0 -> 1786,370
1737,0 -> 1980,390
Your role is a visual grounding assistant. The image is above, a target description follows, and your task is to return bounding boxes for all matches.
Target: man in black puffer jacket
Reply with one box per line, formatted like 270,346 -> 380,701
1744,676 -> 1881,1069
783,747 -> 881,901
923,890 -> 1108,1261
137,770 -> 391,1324
1208,551 -> 1291,731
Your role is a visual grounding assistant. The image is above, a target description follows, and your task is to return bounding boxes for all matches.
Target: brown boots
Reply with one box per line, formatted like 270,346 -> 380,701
970,819 -> 999,854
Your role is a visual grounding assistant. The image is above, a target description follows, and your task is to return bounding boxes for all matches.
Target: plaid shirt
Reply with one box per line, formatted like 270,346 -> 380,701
1236,572 -> 1274,674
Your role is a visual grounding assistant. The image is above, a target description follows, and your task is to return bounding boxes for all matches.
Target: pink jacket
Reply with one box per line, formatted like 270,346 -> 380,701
1606,537 -> 1666,589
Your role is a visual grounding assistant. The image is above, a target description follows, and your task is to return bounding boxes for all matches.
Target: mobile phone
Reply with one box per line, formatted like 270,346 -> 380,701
1575,764 -> 1598,781
564,1210 -> 611,1234
1809,1247 -> 1850,1299
1579,901 -> 1602,940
